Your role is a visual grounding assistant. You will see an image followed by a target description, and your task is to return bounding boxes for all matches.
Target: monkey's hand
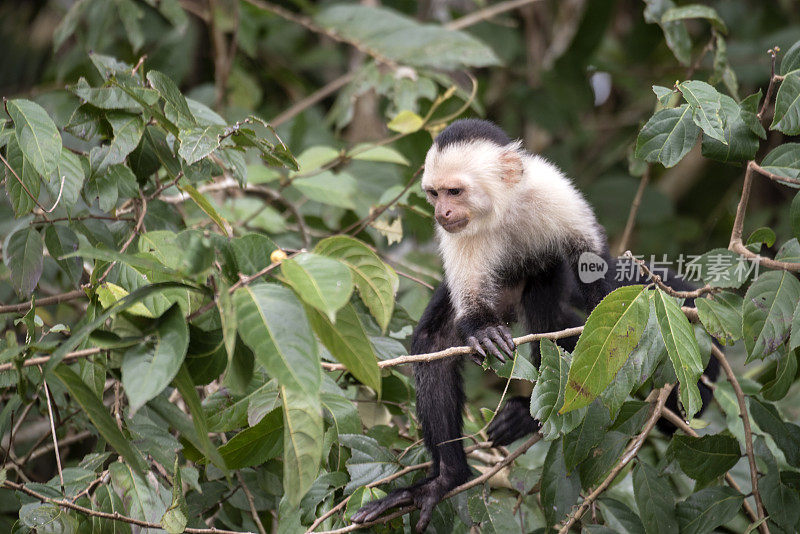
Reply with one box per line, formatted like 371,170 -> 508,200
350,477 -> 451,532
487,396 -> 541,446
466,325 -> 515,364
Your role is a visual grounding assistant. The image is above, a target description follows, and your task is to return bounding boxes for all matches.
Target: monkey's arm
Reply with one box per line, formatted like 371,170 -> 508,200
455,302 -> 516,363
351,284 -> 471,532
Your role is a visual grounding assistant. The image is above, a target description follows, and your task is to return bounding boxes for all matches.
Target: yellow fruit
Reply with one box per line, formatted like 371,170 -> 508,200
270,249 -> 288,263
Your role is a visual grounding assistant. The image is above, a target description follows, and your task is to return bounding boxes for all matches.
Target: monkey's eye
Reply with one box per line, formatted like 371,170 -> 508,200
448,188 -> 461,196
428,190 -> 438,198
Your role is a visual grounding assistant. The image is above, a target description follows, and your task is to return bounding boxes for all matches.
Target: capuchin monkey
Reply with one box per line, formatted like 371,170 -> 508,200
351,119 -> 718,532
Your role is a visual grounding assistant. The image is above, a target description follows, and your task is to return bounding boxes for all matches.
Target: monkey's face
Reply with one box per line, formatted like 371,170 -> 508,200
424,185 -> 473,233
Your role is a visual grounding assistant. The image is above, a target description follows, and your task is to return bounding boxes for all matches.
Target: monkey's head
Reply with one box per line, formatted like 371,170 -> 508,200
421,119 -> 524,235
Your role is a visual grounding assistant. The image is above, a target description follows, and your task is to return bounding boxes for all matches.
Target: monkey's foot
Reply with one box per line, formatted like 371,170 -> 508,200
350,477 -> 451,533
467,325 -> 515,364
488,396 -> 541,446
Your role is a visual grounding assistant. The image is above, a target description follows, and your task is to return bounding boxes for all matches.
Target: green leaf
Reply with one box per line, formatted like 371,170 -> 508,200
48,147 -> 84,209
756,438 -> 800,529
122,304 -> 188,414
540,438 -> 581,527
598,498 -> 646,534
563,401 -> 611,470
678,80 -> 725,143
653,85 -> 676,105
792,192 -> 800,240
740,90 -> 766,140
281,386 -> 323,506
761,350 -> 797,401
6,98 -> 62,178
115,0 -> 145,51
108,461 -> 166,526
70,77 -> 159,110
676,487 -> 743,534
348,144 -> 409,165
635,105 -> 699,168
653,288 -> 704,419
44,224 -> 82,286
781,40 -> 800,75
771,70 -> 800,135
315,236 -> 398,332
700,94 -> 760,163
577,431 -> 629,488
161,458 -> 188,534
234,283 -> 320,395
146,70 -> 196,127
7,227 -> 44,298
609,400 -> 651,435
315,5 -> 500,69
4,136 -> 40,216
218,408 -> 282,469
633,462 -> 678,534
281,252 -> 353,322
387,110 -> 425,134
666,434 -> 741,485
173,365 -> 227,470
661,4 -> 727,33
177,182 -> 229,236
178,125 -> 223,165
340,434 -> 399,492
306,304 -> 381,394
562,285 -> 650,413
94,111 -> 145,173
530,340 -> 587,438
696,292 -> 743,345
742,270 -> 800,361
749,398 -> 800,467
746,227 -> 776,249
761,143 -> 800,183
643,0 -> 691,65
292,171 -> 358,209
54,365 -> 148,472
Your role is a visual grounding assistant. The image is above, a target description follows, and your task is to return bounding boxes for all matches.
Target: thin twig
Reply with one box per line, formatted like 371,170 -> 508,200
0,347 -> 102,373
40,368 -> 65,494
271,73 -> 356,127
616,165 -> 650,256
1,480 -> 253,534
321,325 -> 584,371
711,344 -> 769,534
558,385 -> 674,533
624,251 -> 716,298
660,407 -> 760,526
445,0 -> 543,30
757,47 -> 781,123
0,289 -> 86,315
236,471 -> 267,534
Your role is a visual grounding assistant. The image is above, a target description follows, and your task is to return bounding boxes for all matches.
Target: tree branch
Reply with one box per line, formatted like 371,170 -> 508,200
445,0 -> 544,31
0,289 -> 86,315
558,384 -> 674,533
616,165 -> 650,256
711,344 -> 769,534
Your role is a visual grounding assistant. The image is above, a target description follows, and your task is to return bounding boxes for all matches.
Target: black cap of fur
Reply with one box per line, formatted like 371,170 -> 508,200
434,119 -> 511,149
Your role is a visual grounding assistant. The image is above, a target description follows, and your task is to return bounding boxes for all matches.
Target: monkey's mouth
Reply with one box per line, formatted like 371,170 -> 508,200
441,218 -> 469,232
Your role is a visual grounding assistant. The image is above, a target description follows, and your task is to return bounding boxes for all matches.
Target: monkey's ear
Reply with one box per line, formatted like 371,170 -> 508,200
499,146 -> 523,183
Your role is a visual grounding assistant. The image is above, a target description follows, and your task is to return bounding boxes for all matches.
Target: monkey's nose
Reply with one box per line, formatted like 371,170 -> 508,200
444,210 -> 452,218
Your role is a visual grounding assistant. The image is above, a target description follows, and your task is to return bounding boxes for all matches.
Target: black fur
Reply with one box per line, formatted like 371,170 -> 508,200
434,118 -> 512,149
352,121 -> 719,531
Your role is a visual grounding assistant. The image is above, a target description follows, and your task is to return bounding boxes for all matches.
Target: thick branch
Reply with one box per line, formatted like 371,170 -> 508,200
558,384 -> 674,533
711,344 -> 768,533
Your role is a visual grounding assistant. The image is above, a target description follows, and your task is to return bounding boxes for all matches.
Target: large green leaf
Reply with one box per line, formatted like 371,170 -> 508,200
661,4 -> 727,33
93,111 -> 145,174
108,461 -> 167,525
761,350 -> 797,401
218,408 -> 282,469
146,70 -> 196,128
676,487 -> 743,534
540,438 -> 581,527
563,401 -> 611,470
749,398 -> 800,467
6,227 -> 44,297
121,304 -> 189,414
633,462 -> 678,534
315,236 -> 399,332
562,285 -> 650,413
340,434 -> 399,493
636,105 -> 699,168
44,224 -> 82,286
695,292 -> 743,345
281,252 -> 353,322
281,386 -> 323,506
54,365 -> 148,473
48,147 -> 85,209
653,288 -> 704,419
666,434 -> 740,485
761,143 -> 800,183
4,136 -> 40,216
742,270 -> 800,361
598,498 -> 646,534
643,0 -> 691,65
530,339 -> 587,438
233,283 -> 320,395
306,304 -> 381,394
700,94 -> 759,163
771,70 -> 800,135
315,5 -> 499,69
178,125 -> 223,165
292,171 -> 358,209
678,80 -> 725,143
6,98 -> 62,178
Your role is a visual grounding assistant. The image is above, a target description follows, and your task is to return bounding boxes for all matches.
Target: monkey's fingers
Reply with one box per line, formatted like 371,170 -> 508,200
489,328 -> 514,357
350,490 -> 412,523
498,325 -> 516,351
467,337 -> 487,364
414,495 -> 438,533
482,337 -> 506,363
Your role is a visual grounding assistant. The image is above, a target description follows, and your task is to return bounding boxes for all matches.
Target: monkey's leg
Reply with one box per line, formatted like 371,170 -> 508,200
352,285 -> 470,532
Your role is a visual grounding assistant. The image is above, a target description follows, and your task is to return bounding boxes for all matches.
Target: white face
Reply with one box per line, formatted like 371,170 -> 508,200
421,140 -> 523,235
